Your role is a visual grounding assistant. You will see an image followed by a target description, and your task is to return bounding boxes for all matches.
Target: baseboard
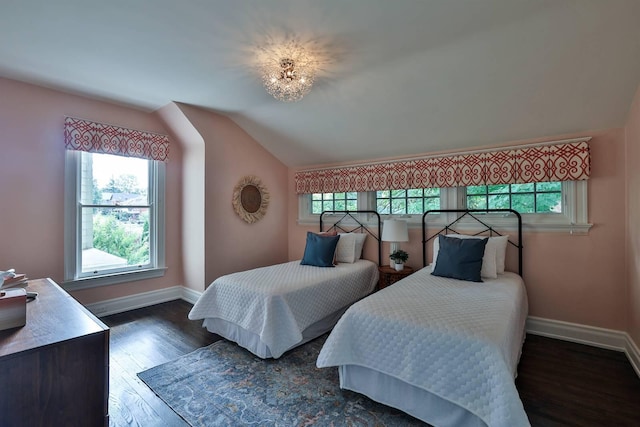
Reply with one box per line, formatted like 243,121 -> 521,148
625,332 -> 640,378
181,286 -> 203,305
85,286 -> 202,317
526,316 -> 640,377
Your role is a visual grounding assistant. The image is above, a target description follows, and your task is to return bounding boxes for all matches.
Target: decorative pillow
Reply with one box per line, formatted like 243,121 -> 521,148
335,233 -> 357,263
316,231 -> 338,264
300,232 -> 340,267
336,233 -> 368,263
354,233 -> 367,259
432,235 -> 488,282
492,235 -> 509,274
432,234 -> 508,279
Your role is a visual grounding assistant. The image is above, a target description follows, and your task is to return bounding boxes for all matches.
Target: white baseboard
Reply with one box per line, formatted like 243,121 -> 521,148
181,286 -> 202,305
527,316 -> 640,377
84,285 -> 202,317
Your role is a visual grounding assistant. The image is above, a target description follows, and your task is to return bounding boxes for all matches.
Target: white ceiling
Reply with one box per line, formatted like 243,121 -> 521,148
2,0 -> 640,167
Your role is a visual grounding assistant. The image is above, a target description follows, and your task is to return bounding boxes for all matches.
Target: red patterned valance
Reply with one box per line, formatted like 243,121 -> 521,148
64,117 -> 169,162
295,139 -> 590,193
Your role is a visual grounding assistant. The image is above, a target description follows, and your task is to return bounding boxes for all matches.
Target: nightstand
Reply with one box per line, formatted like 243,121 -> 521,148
377,265 -> 414,290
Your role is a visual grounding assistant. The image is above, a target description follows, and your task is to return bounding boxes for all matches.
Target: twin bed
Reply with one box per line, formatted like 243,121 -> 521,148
188,211 -> 381,359
189,209 -> 529,426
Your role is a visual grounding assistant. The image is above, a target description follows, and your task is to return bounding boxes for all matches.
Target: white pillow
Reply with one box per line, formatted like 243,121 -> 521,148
353,233 -> 367,260
491,235 -> 509,274
336,233 -> 367,263
432,234 -> 507,279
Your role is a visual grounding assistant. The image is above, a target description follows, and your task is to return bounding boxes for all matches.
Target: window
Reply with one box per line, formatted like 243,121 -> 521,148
64,151 -> 165,289
311,192 -> 358,214
465,182 -> 562,213
376,188 -> 441,214
299,181 -> 589,233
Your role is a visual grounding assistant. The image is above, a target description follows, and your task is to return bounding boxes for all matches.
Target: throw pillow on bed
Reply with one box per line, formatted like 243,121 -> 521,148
301,232 -> 340,267
336,233 -> 368,263
431,234 -> 488,282
431,234 -> 508,278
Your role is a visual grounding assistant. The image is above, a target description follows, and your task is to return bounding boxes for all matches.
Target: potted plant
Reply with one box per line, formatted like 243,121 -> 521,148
389,249 -> 409,271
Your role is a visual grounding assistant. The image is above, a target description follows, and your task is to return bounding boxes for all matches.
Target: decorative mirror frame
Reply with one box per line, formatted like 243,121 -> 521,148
232,175 -> 270,224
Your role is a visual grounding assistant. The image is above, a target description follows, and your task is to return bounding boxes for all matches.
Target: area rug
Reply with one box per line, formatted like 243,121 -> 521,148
138,334 -> 426,426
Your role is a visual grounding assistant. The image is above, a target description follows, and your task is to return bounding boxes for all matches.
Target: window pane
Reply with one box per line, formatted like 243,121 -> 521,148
425,198 -> 440,211
407,198 -> 423,214
391,189 -> 406,198
424,187 -> 439,197
467,185 -> 486,195
391,199 -> 406,214
512,194 -> 534,213
488,184 -> 509,194
346,192 -> 358,199
536,193 -> 562,213
346,200 -> 358,211
488,194 -> 510,209
376,190 -> 390,198
407,189 -> 422,197
323,201 -> 333,211
323,193 -> 333,200
312,193 -> 322,200
536,181 -> 561,192
82,207 -> 150,273
377,199 -> 390,214
81,152 -> 149,205
467,195 -> 487,210
511,183 -> 534,193
334,192 -> 345,199
312,201 -> 322,214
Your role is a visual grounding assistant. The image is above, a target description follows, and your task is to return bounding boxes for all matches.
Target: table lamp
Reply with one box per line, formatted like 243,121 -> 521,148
381,218 -> 409,259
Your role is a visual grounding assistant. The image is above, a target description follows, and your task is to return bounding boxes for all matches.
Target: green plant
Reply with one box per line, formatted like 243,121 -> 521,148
389,249 -> 409,264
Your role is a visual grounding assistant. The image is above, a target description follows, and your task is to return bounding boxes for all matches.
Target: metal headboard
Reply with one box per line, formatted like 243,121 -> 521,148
320,210 -> 382,266
422,209 -> 523,276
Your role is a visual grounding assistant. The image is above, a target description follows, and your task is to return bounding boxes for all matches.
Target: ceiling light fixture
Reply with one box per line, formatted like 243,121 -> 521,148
260,45 -> 316,102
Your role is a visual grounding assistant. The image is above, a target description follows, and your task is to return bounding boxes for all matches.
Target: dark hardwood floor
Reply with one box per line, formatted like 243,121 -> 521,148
102,300 -> 640,427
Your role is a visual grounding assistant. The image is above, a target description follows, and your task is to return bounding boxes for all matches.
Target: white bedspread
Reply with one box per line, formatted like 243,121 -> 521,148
189,260 -> 378,358
317,268 -> 529,427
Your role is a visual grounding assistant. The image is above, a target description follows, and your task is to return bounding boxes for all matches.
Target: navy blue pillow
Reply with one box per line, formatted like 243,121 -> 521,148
300,232 -> 340,267
432,234 -> 488,282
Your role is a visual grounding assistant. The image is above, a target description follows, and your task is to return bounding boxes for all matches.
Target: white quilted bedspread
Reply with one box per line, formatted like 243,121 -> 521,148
189,260 -> 378,358
317,268 -> 529,427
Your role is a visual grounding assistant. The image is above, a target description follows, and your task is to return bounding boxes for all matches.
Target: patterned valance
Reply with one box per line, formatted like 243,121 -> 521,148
64,117 -> 169,162
295,139 -> 590,194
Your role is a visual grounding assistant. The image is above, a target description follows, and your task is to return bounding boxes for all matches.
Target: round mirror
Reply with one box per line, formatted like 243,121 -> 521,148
232,176 -> 269,223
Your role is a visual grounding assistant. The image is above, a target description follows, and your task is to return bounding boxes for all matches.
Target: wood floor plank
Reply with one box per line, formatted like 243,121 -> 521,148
102,300 -> 640,427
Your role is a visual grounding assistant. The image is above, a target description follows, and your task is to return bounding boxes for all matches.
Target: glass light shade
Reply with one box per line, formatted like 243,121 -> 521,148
261,57 -> 315,102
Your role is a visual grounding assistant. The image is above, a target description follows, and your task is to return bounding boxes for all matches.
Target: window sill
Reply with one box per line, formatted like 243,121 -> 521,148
62,267 -> 167,291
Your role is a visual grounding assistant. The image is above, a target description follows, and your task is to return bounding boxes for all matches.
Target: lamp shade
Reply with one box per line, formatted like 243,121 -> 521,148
381,219 -> 409,242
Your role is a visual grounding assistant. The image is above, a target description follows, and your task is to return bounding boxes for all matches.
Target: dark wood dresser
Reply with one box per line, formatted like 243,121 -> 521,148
0,278 -> 109,426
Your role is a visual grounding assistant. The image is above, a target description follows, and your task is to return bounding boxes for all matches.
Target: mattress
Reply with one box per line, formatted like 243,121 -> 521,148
188,259 -> 379,358
316,267 -> 529,427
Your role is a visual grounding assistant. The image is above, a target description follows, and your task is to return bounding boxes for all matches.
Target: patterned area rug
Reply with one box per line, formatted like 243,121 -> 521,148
138,334 -> 426,426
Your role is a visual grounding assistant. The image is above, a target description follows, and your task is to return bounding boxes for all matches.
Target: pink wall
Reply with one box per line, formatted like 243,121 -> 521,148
288,130 -> 628,331
0,77 -> 183,304
626,85 -> 640,344
172,104 -> 289,286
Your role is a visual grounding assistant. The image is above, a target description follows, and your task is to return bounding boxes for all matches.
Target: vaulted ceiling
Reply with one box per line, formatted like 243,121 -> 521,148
2,0 -> 640,167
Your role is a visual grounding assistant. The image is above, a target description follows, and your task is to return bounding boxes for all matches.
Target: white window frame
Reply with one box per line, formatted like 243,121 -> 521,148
297,181 -> 591,233
63,150 -> 166,291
